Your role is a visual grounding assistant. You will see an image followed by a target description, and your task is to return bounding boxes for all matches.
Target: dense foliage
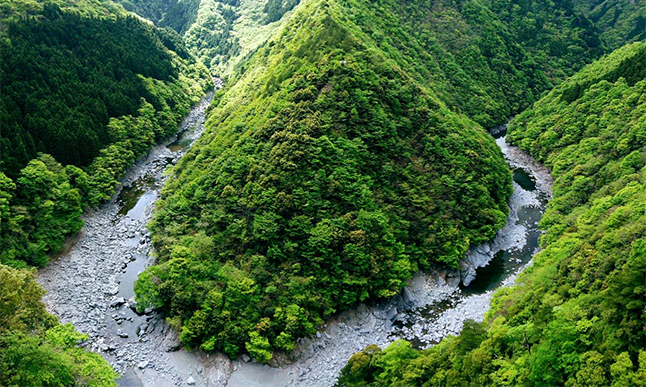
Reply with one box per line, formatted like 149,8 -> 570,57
488,0 -> 605,80
0,4 -> 207,176
113,0 -> 179,23
342,0 -> 556,128
263,0 -> 300,23
0,3 -> 212,268
573,0 -> 646,49
176,0 -> 242,70
156,0 -> 299,75
339,40 -> 646,387
157,0 -> 202,34
351,0 -> 604,126
153,0 -> 608,125
136,0 -> 514,361
0,0 -> 125,20
0,264 -> 118,386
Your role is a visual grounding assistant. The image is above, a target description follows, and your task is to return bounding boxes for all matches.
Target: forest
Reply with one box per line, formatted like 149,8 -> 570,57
572,0 -> 646,49
0,2 -> 212,268
0,1 -> 211,384
132,0 -> 626,362
0,264 -> 118,386
0,0 -> 644,385
134,0 -> 517,361
339,39 -> 646,387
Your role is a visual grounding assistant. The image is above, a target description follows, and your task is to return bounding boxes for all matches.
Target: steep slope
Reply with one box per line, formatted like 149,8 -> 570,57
339,41 -> 646,387
135,0 -> 515,361
112,0 -> 179,23
487,0 -> 605,80
0,264 -> 118,386
573,0 -> 646,49
0,0 -> 125,19
155,0 -> 300,77
0,1 -> 212,268
0,1 -> 212,385
151,0 -> 606,127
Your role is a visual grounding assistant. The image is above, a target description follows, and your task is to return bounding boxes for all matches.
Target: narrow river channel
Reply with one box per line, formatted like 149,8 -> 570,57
38,100 -> 552,386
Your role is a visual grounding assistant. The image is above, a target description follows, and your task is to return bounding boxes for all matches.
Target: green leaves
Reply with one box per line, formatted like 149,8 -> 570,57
0,264 -> 118,386
245,331 -> 273,363
141,0 -> 512,360
0,3 -> 212,267
339,40 -> 646,387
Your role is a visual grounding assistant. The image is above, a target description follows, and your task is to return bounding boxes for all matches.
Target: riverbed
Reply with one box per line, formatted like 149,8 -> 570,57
38,110 -> 552,386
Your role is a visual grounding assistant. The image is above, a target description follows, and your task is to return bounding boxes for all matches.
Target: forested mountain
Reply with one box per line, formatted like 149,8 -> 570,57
139,0 -> 606,83
149,0 -> 303,77
113,0 -> 179,23
573,0 -> 646,49
0,0 -> 125,20
133,0 -> 520,361
339,40 -> 646,387
1,0 -> 643,384
128,0 -> 631,366
487,0 -> 605,80
0,1 -> 212,268
1,1 -> 212,385
131,0 -> 620,363
127,0 -> 607,122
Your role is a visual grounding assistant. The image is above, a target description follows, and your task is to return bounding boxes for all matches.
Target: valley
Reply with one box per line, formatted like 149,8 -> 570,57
37,109 -> 552,386
0,1 -> 643,386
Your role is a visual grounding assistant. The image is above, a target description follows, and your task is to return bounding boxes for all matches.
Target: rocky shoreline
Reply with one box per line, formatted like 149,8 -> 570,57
38,109 -> 552,387
37,91 -> 231,387
224,131 -> 553,386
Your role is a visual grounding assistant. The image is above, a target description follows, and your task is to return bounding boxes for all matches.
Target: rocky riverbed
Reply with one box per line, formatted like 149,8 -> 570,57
38,112 -> 552,387
38,91 -> 233,387
224,130 -> 553,386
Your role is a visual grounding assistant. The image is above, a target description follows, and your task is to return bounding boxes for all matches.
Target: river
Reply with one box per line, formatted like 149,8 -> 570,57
38,102 -> 552,386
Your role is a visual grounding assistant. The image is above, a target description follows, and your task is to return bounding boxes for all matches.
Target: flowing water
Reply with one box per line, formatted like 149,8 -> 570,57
38,108 -> 552,386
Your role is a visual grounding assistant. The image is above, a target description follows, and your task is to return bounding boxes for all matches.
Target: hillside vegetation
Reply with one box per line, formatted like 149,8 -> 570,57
0,1 -> 214,385
143,0 -> 607,125
154,0 -> 301,77
113,0 -> 179,23
0,2 -> 212,268
133,0 -> 525,361
573,0 -> 645,49
339,40 -> 646,387
0,264 -> 118,386
487,0 -> 605,80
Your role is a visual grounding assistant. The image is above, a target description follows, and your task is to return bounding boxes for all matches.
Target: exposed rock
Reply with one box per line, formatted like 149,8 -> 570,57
110,297 -> 126,308
160,326 -> 181,352
460,243 -> 494,286
34,98 -> 549,387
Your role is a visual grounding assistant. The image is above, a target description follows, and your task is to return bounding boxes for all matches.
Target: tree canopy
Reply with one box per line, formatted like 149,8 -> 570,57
339,40 -> 646,387
135,0 -> 517,361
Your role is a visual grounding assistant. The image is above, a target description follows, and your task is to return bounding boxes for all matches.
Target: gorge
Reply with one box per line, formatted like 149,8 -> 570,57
1,1 -> 643,386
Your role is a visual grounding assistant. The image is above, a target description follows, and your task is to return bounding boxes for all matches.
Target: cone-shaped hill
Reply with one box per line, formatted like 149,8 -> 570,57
135,0 -> 525,361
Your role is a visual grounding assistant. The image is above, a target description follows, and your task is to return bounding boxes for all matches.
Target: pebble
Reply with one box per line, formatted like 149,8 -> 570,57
34,111 -> 550,387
